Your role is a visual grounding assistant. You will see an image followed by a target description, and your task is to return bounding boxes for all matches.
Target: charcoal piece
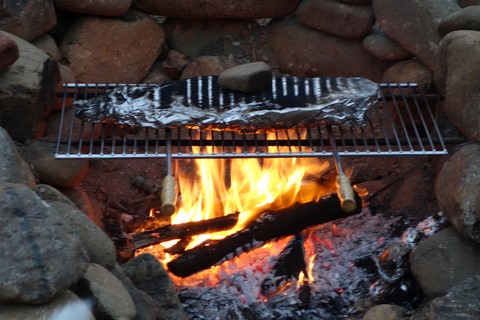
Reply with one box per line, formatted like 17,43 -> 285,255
260,234 -> 307,298
73,76 -> 379,131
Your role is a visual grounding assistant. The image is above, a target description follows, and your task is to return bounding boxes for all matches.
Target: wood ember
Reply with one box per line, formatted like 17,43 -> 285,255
167,192 -> 363,278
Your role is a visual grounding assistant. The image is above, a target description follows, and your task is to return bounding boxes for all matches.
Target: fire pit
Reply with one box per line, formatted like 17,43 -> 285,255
53,76 -> 448,319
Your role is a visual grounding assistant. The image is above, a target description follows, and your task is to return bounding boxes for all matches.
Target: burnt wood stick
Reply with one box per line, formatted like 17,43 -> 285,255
128,212 -> 240,251
167,192 -> 363,278
260,233 -> 307,298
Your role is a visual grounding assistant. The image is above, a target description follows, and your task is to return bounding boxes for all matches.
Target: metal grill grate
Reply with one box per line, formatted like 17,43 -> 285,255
55,82 -> 447,159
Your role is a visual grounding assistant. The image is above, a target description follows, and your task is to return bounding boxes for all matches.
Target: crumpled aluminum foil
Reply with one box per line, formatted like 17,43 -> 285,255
73,76 -> 380,131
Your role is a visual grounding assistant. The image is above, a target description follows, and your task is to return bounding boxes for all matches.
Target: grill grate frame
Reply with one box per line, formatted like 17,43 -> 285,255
54,82 -> 447,159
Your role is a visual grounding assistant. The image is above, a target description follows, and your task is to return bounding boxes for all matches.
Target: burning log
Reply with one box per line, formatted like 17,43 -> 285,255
167,192 -> 363,278
126,212 -> 240,252
259,233 -> 307,299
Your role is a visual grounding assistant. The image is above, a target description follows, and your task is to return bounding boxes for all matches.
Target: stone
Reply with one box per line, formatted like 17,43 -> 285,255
381,59 -> 433,92
60,187 -> 105,229
60,10 -> 165,83
73,263 -> 136,320
31,33 -> 61,62
55,0 -> 132,17
164,18 -> 263,62
141,62 -> 172,84
0,183 -> 89,304
409,227 -> 480,298
0,31 -> 60,142
0,127 -> 36,187
181,55 -> 237,79
362,304 -> 407,320
132,0 -> 301,19
267,16 -> 389,81
437,30 -> 480,140
0,290 -> 95,320
373,0 -> 460,74
0,0 -> 57,41
438,5 -> 480,36
17,140 -> 89,188
160,49 -> 191,79
458,0 -> 480,7
363,29 -> 413,61
33,184 -> 77,208
429,274 -> 480,319
122,253 -> 188,320
218,62 -> 272,93
111,264 -> 160,320
297,0 -> 375,39
0,31 -> 19,73
435,142 -> 480,242
48,201 -> 116,269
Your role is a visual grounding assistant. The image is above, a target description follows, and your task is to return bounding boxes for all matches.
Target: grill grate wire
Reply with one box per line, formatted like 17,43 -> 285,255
55,82 -> 447,159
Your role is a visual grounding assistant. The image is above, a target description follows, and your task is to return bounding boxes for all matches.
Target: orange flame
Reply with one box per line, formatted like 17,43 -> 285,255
144,129 -> 339,286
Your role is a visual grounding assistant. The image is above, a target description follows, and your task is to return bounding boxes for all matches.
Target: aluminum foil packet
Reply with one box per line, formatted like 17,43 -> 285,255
73,76 -> 380,131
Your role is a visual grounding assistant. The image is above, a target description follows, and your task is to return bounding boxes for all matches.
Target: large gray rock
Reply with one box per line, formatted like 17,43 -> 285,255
55,0 -> 132,16
297,0 -> 375,39
435,142 -> 480,242
133,0 -> 301,19
0,127 -> 36,187
48,201 -> 117,269
0,290 -> 95,320
373,0 -> 460,74
111,264 -> 160,320
73,263 -> 136,320
122,254 -> 188,320
0,183 -> 89,304
18,140 -> 89,188
0,31 -> 59,142
429,275 -> 480,319
438,30 -> 480,141
0,0 -> 57,41
409,227 -> 480,298
267,16 -> 389,81
363,29 -> 413,61
439,5 -> 480,36
218,62 -> 272,93
60,10 -> 165,83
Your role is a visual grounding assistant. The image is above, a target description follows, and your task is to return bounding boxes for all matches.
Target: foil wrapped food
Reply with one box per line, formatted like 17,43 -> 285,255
73,76 -> 380,131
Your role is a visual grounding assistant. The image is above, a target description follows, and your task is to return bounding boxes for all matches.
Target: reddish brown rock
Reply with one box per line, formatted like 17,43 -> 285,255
60,9 -> 165,83
0,0 -> 57,41
55,0 -> 133,17
267,16 -> 389,81
133,0 -> 301,19
160,50 -> 191,79
0,31 -> 19,73
181,56 -> 237,79
297,0 -> 375,39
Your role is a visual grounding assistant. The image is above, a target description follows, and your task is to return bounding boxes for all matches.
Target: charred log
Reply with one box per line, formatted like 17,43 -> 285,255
260,234 -> 307,298
167,192 -> 363,278
126,212 -> 239,252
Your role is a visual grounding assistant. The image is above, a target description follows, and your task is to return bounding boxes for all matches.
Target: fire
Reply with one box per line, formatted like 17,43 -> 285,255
171,130 -> 332,247
144,129 -> 341,289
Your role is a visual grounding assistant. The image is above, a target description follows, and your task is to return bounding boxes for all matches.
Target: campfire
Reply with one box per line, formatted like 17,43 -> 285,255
134,135 -> 359,278
53,77 -> 449,318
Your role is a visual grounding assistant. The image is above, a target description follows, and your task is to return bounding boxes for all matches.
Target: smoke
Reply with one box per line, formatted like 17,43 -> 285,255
49,298 -> 94,320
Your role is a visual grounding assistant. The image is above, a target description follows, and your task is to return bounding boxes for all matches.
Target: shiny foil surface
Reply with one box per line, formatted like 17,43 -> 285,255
74,76 -> 380,131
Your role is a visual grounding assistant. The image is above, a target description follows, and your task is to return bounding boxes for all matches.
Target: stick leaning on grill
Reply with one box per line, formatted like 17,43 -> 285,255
327,125 -> 357,213
160,128 -> 176,215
